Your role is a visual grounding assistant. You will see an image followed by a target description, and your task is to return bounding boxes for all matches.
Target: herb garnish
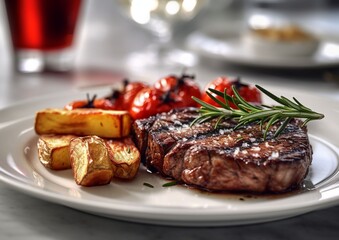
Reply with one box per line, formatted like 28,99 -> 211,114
191,85 -> 324,139
143,182 -> 154,188
162,181 -> 178,187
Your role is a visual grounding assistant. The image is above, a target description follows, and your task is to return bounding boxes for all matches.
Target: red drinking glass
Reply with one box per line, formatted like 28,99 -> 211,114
4,0 -> 82,72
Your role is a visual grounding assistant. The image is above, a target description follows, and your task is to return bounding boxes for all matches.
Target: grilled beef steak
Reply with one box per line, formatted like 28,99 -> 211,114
132,108 -> 312,193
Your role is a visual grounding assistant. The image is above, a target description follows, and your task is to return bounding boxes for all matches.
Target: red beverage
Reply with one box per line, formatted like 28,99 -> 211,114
5,0 -> 82,51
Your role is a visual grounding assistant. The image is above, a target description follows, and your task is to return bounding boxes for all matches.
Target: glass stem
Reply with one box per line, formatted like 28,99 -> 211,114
148,20 -> 173,60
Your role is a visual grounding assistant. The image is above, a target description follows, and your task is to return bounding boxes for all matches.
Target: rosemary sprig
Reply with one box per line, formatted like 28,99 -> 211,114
191,85 -> 324,139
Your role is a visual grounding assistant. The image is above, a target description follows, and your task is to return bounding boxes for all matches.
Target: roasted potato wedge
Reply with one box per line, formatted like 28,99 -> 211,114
106,137 -> 140,179
70,136 -> 113,186
35,108 -> 131,138
37,134 -> 76,170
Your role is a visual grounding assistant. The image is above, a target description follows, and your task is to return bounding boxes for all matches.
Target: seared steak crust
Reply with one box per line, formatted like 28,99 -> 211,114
132,108 -> 312,193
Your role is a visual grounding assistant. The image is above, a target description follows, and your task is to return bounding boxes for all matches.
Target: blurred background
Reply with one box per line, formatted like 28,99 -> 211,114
0,0 -> 337,69
0,0 -> 339,108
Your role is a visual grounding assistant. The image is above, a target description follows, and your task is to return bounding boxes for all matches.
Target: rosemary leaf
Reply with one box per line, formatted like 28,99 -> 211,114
280,96 -> 302,110
191,96 -> 220,111
301,118 -> 312,127
293,97 -> 311,112
206,91 -> 229,109
232,85 -> 261,111
274,117 -> 292,138
264,114 -> 281,139
255,85 -> 286,106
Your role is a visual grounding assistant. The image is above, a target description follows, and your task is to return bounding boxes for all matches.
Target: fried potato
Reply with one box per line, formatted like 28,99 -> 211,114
106,137 -> 140,179
70,136 -> 113,186
37,134 -> 76,170
35,108 -> 131,138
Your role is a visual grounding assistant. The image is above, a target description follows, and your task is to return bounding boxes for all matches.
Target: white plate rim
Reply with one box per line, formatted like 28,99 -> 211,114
187,31 -> 339,68
0,87 -> 339,226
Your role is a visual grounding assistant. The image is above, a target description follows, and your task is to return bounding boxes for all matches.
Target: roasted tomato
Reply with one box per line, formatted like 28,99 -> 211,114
154,75 -> 177,91
154,73 -> 201,107
64,100 -> 88,110
94,98 -> 122,110
122,80 -> 148,110
64,92 -> 123,110
129,87 -> 186,119
201,77 -> 262,108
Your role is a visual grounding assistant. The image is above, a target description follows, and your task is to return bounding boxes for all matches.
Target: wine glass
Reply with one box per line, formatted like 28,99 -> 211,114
116,0 -> 208,69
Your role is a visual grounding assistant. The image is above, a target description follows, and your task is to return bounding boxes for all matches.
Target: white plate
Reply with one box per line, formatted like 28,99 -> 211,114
0,88 -> 338,227
187,31 -> 339,68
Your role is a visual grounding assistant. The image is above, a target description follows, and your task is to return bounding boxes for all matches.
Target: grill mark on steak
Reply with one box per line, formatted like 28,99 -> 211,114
132,108 -> 199,159
132,108 -> 312,193
132,108 -> 201,172
146,118 -> 238,174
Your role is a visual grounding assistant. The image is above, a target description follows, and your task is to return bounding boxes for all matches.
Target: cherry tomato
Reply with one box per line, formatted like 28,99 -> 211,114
64,100 -> 88,110
154,74 -> 201,107
201,77 -> 262,108
93,98 -> 122,110
129,87 -> 185,119
122,80 -> 148,110
154,75 -> 177,91
64,93 -> 123,110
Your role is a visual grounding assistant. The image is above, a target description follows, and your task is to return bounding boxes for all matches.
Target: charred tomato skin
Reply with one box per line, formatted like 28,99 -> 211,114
129,87 -> 186,120
201,76 -> 262,108
64,98 -> 123,110
154,74 -> 201,107
64,80 -> 147,111
64,100 -> 88,110
94,98 -> 123,110
154,75 -> 177,92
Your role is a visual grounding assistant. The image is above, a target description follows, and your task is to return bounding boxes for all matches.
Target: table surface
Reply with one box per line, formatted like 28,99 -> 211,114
0,1 -> 339,239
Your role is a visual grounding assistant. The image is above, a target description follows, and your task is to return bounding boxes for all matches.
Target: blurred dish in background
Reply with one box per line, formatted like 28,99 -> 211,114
242,25 -> 319,58
186,30 -> 339,68
186,0 -> 339,68
242,0 -> 321,58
